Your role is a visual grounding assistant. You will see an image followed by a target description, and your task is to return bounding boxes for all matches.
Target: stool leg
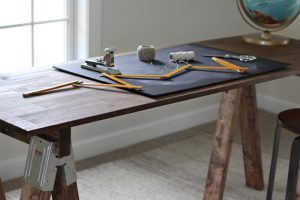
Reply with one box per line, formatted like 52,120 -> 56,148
0,178 -> 5,200
266,121 -> 281,200
285,136 -> 300,200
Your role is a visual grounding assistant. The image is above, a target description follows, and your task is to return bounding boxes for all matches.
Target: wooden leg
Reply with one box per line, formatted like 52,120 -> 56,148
239,85 -> 264,190
52,129 -> 79,200
203,89 -> 242,200
21,129 -> 79,200
0,178 -> 6,200
20,182 -> 51,200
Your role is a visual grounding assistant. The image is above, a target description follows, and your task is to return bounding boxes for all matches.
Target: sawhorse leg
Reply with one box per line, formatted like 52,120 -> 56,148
0,178 -> 6,200
203,85 -> 264,200
239,85 -> 264,190
52,129 -> 79,200
20,129 -> 79,200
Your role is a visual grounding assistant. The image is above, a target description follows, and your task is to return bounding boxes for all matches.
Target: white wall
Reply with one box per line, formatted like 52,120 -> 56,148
0,0 -> 299,181
257,17 -> 300,112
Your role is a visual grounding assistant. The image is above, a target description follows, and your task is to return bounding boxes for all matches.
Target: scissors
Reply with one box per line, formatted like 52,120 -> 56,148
203,54 -> 257,62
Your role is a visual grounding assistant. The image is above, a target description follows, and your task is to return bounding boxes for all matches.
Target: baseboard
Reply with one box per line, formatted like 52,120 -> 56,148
257,94 -> 300,114
72,104 -> 219,161
0,104 -> 219,181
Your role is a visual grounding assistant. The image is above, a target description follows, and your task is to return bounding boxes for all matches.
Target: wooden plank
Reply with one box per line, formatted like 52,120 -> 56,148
20,182 -> 51,200
203,89 -> 242,200
0,122 -> 30,144
0,178 -> 5,200
51,129 -> 79,200
0,69 -> 155,135
239,85 -> 264,190
0,36 -> 299,135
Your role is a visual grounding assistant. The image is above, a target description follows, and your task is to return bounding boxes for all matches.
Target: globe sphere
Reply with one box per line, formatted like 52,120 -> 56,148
237,0 -> 300,45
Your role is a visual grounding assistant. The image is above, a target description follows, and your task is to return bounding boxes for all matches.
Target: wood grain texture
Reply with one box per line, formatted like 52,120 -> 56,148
20,183 -> 51,200
0,178 -> 5,200
51,129 -> 79,200
1,35 -> 300,200
239,85 -> 264,190
0,36 -> 299,136
0,68 -> 155,135
203,89 -> 242,200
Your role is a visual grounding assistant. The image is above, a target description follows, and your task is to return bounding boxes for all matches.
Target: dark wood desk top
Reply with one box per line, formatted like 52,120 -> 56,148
0,36 -> 299,135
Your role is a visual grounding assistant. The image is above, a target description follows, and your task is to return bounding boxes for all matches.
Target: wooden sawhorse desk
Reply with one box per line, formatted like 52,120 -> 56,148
0,36 -> 299,200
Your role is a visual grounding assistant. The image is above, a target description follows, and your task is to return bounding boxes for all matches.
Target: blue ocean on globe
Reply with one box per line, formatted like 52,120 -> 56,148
244,0 -> 300,23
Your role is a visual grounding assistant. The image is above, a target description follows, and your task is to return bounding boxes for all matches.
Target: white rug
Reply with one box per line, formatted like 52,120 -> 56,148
6,132 -> 289,200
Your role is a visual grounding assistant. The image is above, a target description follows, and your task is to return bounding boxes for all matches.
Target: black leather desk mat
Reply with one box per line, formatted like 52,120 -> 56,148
54,43 -> 289,97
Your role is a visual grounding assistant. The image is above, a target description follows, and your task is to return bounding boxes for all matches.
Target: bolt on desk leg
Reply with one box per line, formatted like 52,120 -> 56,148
0,178 -> 6,200
52,129 -> 79,200
20,129 -> 79,200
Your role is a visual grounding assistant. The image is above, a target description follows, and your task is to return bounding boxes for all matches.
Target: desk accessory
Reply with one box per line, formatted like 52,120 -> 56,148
23,80 -> 82,97
100,72 -> 137,88
96,47 -> 117,67
111,65 -> 193,80
81,63 -> 121,75
191,65 -> 248,74
211,57 -> 248,73
137,45 -> 156,62
113,74 -> 167,79
169,51 -> 195,61
73,83 -> 143,90
237,0 -> 300,45
161,65 -> 192,80
23,77 -> 143,97
203,54 -> 256,62
54,43 -> 288,97
111,57 -> 248,81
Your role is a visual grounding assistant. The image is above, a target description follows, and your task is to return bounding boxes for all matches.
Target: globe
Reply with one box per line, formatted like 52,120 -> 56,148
237,0 -> 300,45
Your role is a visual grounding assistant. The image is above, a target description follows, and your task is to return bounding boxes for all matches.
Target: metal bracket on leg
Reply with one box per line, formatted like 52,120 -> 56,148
24,136 -> 77,191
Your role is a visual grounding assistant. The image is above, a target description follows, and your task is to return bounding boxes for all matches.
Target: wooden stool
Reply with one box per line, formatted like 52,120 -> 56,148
0,177 -> 5,200
266,108 -> 300,200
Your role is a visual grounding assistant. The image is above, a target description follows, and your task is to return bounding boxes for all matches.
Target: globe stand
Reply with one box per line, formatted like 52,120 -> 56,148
243,31 -> 290,46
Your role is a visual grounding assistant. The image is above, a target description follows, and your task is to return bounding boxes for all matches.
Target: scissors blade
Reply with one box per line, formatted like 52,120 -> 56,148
203,54 -> 256,62
203,54 -> 230,58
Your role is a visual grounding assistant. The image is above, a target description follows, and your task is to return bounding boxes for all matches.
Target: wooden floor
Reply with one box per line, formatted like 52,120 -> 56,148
3,109 -> 294,200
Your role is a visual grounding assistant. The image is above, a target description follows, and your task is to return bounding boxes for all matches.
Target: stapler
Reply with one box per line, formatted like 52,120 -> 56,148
82,47 -> 121,75
81,63 -> 121,75
96,47 -> 117,67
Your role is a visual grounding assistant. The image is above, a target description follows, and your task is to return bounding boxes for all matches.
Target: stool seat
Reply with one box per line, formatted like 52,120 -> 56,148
278,109 -> 300,134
